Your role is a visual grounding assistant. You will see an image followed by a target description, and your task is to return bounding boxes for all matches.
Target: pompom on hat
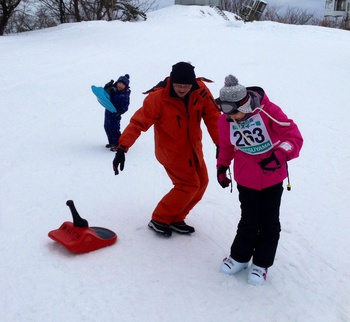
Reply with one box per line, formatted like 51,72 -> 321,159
117,74 -> 130,87
170,62 -> 196,85
219,75 -> 252,114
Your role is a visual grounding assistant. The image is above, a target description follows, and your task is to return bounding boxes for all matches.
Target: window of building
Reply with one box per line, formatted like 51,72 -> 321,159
336,0 -> 346,11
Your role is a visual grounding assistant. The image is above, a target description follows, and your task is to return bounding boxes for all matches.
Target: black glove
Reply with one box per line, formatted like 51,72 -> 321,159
104,80 -> 114,90
113,148 -> 125,175
259,151 -> 281,172
217,165 -> 231,188
104,80 -> 115,96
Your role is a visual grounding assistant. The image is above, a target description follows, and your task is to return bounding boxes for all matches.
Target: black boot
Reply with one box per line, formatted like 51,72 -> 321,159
169,221 -> 195,234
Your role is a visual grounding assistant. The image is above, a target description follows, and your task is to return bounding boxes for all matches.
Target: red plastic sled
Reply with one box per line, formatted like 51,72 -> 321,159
48,200 -> 117,254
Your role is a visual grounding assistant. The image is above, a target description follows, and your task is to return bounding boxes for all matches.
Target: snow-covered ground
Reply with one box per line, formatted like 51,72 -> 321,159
1,5 -> 349,321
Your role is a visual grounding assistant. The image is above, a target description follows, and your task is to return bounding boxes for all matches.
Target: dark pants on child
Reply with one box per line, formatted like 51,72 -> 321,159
230,182 -> 283,268
104,109 -> 121,146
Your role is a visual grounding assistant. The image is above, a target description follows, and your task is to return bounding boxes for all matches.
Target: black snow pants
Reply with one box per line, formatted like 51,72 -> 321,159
230,182 -> 283,268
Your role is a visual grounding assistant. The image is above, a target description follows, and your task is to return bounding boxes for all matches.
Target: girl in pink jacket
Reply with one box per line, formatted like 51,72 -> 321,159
216,75 -> 303,285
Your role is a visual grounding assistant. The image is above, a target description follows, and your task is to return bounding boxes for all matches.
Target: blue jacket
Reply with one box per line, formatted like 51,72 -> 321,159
110,88 -> 130,115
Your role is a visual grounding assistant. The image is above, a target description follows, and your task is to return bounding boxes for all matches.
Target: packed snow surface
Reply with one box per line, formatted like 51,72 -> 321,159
1,5 -> 349,322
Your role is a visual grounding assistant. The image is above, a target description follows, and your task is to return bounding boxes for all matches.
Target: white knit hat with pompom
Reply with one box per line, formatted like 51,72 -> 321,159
219,75 -> 252,113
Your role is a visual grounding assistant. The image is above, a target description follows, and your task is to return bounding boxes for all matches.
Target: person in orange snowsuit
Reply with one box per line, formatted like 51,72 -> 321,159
112,62 -> 221,237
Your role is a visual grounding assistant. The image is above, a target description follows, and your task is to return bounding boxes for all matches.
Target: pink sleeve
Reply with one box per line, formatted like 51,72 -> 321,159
217,115 -> 235,167
266,103 -> 303,161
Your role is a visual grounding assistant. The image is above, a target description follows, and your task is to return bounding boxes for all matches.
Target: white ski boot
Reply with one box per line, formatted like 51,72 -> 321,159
248,264 -> 268,285
220,256 -> 249,275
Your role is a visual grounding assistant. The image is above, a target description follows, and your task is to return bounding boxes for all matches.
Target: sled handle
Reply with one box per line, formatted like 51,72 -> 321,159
66,200 -> 89,228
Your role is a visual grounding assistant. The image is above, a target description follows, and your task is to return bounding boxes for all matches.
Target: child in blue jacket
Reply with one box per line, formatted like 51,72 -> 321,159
104,74 -> 130,151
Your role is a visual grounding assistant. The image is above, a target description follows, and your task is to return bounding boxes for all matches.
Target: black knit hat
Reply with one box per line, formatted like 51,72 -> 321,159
170,62 -> 196,84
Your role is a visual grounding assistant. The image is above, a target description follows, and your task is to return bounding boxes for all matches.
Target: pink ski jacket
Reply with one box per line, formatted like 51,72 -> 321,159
217,87 -> 303,191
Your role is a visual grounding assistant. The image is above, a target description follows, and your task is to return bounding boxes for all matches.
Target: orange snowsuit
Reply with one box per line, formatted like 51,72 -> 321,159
118,77 -> 221,224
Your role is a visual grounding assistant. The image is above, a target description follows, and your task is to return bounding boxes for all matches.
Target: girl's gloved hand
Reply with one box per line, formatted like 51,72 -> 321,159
217,164 -> 231,188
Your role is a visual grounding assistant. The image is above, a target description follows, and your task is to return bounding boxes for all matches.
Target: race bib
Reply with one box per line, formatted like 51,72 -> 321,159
230,113 -> 273,155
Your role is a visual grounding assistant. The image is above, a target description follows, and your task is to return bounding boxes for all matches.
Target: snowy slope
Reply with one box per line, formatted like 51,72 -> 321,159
1,5 -> 349,321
